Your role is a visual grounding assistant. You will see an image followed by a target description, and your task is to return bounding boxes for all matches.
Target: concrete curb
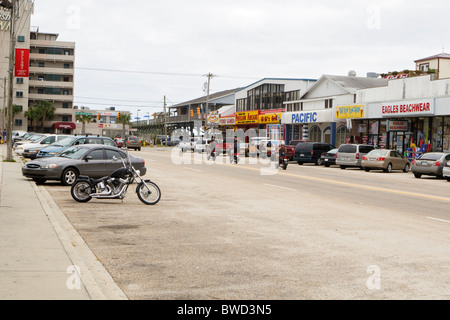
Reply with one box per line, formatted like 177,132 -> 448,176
33,183 -> 129,300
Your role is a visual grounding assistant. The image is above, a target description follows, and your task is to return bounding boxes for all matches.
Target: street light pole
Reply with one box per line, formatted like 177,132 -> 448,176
204,73 -> 214,132
5,0 -> 16,161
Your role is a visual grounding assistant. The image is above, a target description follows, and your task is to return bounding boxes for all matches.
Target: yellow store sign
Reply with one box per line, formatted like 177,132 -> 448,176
259,113 -> 281,124
336,105 -> 365,119
235,111 -> 260,125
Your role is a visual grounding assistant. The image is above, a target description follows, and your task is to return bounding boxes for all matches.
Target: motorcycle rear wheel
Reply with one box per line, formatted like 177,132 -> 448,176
137,181 -> 161,205
71,181 -> 93,203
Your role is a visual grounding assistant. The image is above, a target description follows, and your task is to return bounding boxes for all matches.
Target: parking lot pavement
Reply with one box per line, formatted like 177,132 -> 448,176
42,147 -> 450,300
0,145 -> 127,300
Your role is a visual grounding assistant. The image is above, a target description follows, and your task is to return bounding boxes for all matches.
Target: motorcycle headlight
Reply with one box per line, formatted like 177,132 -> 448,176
42,164 -> 58,169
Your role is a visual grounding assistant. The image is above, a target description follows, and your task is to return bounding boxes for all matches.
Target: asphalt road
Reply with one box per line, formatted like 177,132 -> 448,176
43,147 -> 450,300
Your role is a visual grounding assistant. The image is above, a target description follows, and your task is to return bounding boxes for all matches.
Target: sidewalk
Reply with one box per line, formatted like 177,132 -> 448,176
0,144 -> 127,300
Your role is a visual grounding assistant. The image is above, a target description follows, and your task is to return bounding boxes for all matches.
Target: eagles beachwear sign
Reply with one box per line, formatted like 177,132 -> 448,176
380,99 -> 435,117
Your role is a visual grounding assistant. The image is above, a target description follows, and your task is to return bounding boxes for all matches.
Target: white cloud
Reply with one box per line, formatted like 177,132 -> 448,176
30,0 -> 450,117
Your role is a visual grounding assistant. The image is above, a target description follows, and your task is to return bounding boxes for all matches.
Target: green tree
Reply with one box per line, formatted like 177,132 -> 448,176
116,113 -> 131,139
75,114 -> 93,135
24,106 -> 43,132
37,101 -> 56,129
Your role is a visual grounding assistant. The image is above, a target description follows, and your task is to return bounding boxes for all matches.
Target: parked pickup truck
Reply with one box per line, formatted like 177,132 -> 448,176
284,140 -> 312,161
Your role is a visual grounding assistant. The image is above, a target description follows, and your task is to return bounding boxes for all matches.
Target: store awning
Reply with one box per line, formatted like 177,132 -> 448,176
53,122 -> 76,130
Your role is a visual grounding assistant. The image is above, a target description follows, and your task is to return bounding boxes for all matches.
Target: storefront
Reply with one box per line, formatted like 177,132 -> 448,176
281,109 -> 334,145
366,98 -> 436,155
53,122 -> 76,134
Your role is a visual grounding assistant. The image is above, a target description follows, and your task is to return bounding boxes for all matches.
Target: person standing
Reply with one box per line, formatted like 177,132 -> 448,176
2,129 -> 6,143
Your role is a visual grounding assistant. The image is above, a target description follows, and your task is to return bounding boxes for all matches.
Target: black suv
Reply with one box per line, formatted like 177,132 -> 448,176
294,142 -> 334,165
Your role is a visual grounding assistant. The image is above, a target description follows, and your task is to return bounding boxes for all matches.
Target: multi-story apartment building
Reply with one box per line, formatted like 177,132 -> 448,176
28,27 -> 76,133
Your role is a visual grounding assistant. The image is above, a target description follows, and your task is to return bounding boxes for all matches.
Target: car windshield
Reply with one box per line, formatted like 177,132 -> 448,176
367,150 -> 388,157
58,146 -> 89,159
29,134 -> 45,142
51,136 -> 77,147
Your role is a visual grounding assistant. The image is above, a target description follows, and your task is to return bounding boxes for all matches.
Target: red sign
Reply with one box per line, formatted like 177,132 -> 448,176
15,49 -> 30,77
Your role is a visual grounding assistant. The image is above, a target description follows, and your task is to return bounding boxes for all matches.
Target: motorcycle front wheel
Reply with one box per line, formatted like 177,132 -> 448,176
71,181 -> 93,203
137,181 -> 161,205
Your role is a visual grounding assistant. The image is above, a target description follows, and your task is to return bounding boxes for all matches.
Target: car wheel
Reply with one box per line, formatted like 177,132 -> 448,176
414,173 -> 422,179
384,163 -> 392,173
297,162 -> 303,165
364,167 -> 370,172
61,167 -> 78,186
446,177 -> 450,182
403,163 -> 410,173
324,164 -> 330,168
340,166 -> 346,170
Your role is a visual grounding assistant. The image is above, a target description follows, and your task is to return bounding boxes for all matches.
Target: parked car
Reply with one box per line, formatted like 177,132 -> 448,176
13,132 -> 35,144
37,136 -> 117,158
336,144 -> 375,169
13,133 -> 46,148
194,138 -> 211,153
125,136 -> 141,151
284,140 -> 312,161
22,144 -> 147,186
179,137 -> 198,152
294,142 -> 334,165
442,158 -> 450,182
167,137 -> 181,146
319,148 -> 338,167
16,135 -> 70,156
361,149 -> 410,173
411,152 -> 450,179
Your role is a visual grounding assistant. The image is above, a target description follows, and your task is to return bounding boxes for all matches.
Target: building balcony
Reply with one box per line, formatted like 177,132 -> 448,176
29,53 -> 75,62
29,80 -> 74,89
28,93 -> 73,102
30,39 -> 75,49
167,115 -> 196,124
29,67 -> 74,76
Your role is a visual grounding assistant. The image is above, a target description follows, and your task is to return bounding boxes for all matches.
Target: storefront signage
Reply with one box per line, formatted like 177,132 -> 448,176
282,109 -> 333,124
336,105 -> 365,119
387,120 -> 409,132
380,99 -> 435,117
236,111 -> 260,125
219,117 -> 236,126
207,111 -> 220,125
259,113 -> 281,124
53,122 -> 76,130
15,49 -> 30,77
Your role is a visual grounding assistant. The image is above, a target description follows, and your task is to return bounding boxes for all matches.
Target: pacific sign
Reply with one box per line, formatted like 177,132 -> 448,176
281,109 -> 333,124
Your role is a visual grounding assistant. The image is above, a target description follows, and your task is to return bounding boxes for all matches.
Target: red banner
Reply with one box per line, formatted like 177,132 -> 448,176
15,49 -> 30,77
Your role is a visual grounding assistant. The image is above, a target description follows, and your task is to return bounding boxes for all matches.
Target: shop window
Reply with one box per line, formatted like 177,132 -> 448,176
336,126 -> 350,147
309,126 -> 322,142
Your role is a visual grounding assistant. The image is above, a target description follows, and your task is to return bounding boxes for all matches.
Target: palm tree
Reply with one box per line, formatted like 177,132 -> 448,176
75,114 -> 93,135
24,106 -> 43,132
116,113 -> 131,139
37,100 -> 56,129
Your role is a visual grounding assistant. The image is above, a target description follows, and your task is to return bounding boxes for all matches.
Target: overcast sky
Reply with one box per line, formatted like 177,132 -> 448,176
30,0 -> 450,119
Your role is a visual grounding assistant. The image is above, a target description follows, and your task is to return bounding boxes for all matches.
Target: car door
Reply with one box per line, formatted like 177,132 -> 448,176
79,148 -> 107,178
105,149 -> 127,175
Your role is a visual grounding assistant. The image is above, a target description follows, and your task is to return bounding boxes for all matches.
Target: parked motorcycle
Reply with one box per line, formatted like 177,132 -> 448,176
71,151 -> 161,205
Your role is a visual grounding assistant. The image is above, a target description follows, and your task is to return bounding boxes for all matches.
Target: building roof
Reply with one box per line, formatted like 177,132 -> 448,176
170,88 -> 241,108
324,75 -> 388,91
415,53 -> 450,62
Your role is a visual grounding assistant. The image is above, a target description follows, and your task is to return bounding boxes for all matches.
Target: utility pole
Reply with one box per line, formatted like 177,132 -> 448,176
5,0 -> 15,161
163,95 -> 167,140
204,73 -> 214,132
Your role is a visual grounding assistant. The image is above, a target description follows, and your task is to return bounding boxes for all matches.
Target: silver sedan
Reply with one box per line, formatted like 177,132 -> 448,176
411,152 -> 450,179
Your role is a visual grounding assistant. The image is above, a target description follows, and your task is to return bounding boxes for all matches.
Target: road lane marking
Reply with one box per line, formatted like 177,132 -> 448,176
426,217 -> 450,224
264,184 -> 298,192
184,167 -> 202,172
223,164 -> 450,203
